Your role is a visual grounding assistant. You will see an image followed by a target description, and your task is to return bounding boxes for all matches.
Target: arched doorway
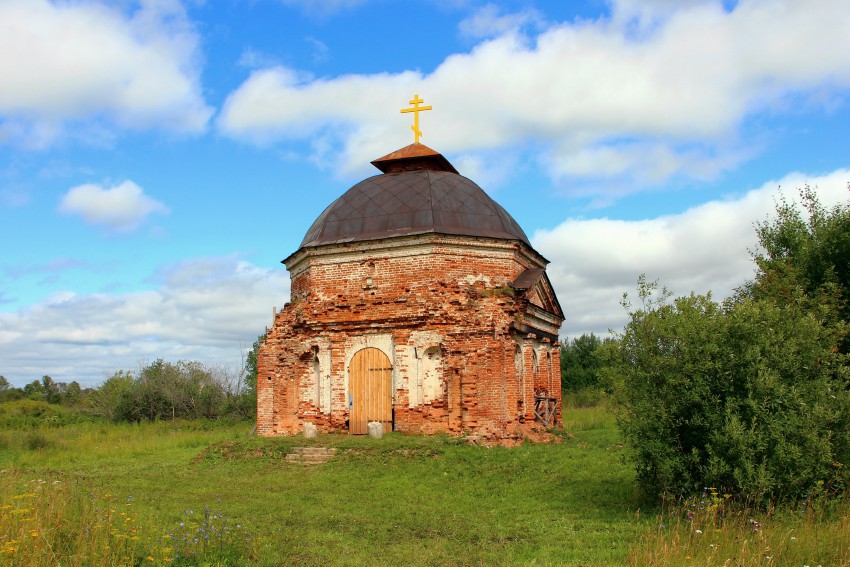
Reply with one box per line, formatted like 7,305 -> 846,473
349,348 -> 393,434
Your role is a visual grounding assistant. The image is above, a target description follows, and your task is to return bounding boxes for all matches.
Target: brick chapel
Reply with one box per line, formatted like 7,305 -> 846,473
257,100 -> 564,441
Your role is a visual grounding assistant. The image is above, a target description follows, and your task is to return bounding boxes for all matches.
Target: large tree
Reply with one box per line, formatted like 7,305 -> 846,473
243,332 -> 266,395
747,185 -> 850,350
560,333 -> 604,391
0,376 -> 23,403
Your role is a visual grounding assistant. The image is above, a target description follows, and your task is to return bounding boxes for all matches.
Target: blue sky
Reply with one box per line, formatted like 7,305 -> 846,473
1,0 -> 849,386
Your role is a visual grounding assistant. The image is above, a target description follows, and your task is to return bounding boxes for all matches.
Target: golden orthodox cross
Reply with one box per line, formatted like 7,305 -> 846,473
400,93 -> 432,143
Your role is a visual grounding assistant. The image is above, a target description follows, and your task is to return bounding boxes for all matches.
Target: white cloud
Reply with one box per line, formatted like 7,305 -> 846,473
218,0 -> 850,190
0,0 -> 212,147
237,48 -> 281,70
0,256 -> 290,386
546,141 -> 754,203
219,67 -> 422,146
450,148 -> 524,192
305,36 -> 331,63
458,4 -> 544,40
534,168 -> 850,339
59,181 -> 169,233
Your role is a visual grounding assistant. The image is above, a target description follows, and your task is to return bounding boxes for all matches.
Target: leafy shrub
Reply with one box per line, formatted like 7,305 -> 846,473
608,277 -> 850,504
89,361 -> 254,423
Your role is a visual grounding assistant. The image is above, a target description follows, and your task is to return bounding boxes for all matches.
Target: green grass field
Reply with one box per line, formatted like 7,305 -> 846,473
0,406 -> 847,566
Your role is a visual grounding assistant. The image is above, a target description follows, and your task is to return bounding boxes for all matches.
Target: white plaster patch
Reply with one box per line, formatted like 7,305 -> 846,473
317,339 -> 332,413
458,274 -> 493,286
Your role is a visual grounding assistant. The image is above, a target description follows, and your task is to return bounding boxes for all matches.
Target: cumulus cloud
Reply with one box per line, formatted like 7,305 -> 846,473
534,168 -> 850,339
218,0 -> 850,191
0,256 -> 290,386
58,181 -> 169,233
0,0 -> 212,147
220,68 -> 422,147
548,141 -> 755,204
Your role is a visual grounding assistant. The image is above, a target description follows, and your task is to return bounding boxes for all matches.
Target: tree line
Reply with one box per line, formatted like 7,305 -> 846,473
0,333 -> 266,422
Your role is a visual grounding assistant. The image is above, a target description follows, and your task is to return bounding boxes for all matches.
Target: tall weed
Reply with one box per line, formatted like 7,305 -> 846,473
0,469 -> 257,566
0,471 -> 144,565
562,387 -> 607,409
23,433 -> 52,452
629,489 -> 850,565
562,404 -> 615,432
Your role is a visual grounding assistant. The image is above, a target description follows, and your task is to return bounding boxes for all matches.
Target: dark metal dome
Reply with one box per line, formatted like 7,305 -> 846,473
297,143 -> 530,250
300,168 -> 530,248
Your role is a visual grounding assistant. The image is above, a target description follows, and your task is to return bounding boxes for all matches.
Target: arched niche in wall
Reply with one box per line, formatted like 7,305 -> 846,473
421,346 -> 444,404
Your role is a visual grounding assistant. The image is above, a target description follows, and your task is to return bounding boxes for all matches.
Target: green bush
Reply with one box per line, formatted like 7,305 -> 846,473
607,277 -> 850,504
0,399 -> 94,429
24,431 -> 54,451
88,360 -> 256,424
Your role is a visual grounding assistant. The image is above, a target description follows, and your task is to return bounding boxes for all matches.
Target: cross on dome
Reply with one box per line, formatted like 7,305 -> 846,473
400,93 -> 432,143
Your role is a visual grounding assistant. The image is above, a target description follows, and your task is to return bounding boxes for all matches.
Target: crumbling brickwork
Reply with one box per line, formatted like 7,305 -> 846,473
258,234 -> 563,440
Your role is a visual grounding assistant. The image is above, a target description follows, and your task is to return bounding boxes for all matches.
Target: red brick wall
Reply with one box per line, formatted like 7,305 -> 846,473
258,234 -> 563,440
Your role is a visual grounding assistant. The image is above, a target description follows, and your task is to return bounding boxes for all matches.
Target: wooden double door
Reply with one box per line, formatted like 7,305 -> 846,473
349,348 -> 393,434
